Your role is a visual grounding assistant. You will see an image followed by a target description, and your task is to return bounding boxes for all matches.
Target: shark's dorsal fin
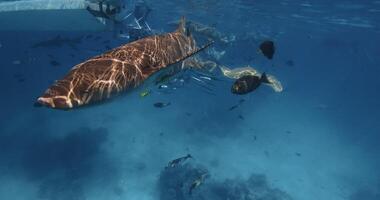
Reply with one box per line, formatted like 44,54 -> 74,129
176,16 -> 187,35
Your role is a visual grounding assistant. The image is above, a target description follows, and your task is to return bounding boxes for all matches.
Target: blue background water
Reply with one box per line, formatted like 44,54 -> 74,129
0,0 -> 380,200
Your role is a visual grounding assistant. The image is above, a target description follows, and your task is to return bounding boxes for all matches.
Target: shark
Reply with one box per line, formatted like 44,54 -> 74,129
35,17 -> 212,110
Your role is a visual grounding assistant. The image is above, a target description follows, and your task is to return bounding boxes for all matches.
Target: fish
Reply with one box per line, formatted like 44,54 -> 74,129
154,102 -> 171,108
189,172 -> 208,196
286,60 -> 294,66
139,89 -> 150,97
228,99 -> 245,111
228,105 -> 238,111
12,60 -> 22,65
31,35 -> 82,49
259,40 -> 275,59
35,17 -> 212,109
238,114 -> 244,120
220,65 -> 283,92
231,73 -> 270,95
166,154 -> 192,168
50,60 -> 60,66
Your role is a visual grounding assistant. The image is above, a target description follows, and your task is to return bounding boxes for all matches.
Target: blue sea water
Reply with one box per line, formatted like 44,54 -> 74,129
0,0 -> 380,200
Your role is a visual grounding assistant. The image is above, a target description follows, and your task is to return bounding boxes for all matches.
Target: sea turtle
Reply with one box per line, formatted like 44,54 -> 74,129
35,17 -> 212,109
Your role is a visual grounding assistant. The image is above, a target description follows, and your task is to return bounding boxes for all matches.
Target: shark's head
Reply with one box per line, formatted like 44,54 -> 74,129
35,83 -> 77,110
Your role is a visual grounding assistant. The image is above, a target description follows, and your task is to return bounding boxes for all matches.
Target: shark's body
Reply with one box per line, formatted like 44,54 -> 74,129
36,17 -> 210,109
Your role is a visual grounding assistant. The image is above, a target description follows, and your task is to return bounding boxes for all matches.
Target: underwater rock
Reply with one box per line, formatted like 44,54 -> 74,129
0,126 -> 118,200
350,188 -> 380,200
158,160 -> 292,200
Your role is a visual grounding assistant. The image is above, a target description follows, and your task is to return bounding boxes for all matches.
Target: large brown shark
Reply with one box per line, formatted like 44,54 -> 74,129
36,17 -> 212,110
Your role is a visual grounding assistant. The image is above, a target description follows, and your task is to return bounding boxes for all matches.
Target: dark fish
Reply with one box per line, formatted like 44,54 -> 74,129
286,60 -> 294,66
238,114 -> 244,120
231,73 -> 270,95
259,40 -> 275,59
295,152 -> 302,157
31,35 -> 82,49
166,154 -> 192,168
228,105 -> 238,111
154,102 -> 171,108
228,99 -> 245,111
189,173 -> 208,196
50,60 -> 60,66
155,73 -> 174,85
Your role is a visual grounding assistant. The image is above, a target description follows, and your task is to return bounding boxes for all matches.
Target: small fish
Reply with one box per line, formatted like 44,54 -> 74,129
189,172 -> 208,196
139,89 -> 150,97
229,99 -> 245,111
166,154 -> 192,168
12,60 -> 22,65
155,73 -> 174,85
295,152 -> 302,157
228,105 -> 238,111
158,84 -> 168,89
231,73 -> 270,95
154,102 -> 171,108
50,60 -> 60,66
259,40 -> 275,59
286,60 -> 294,66
238,114 -> 244,120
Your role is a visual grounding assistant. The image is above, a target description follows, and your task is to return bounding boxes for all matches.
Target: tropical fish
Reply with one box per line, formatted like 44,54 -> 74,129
153,102 -> 171,108
139,89 -> 150,97
166,154 -> 193,168
259,40 -> 275,59
189,172 -> 208,196
35,17 -> 212,109
220,66 -> 283,92
231,73 -> 270,95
